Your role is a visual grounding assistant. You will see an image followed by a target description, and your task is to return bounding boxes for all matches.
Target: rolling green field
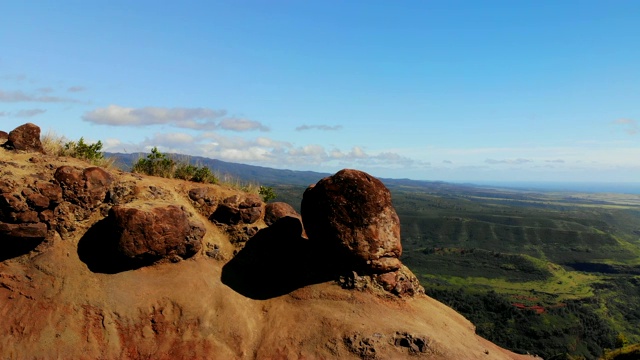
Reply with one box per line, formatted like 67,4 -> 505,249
273,182 -> 640,360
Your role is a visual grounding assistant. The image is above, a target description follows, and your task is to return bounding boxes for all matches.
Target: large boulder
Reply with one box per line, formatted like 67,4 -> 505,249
110,204 -> 204,264
54,166 -> 113,209
301,169 -> 402,273
4,123 -> 43,152
0,130 -> 8,145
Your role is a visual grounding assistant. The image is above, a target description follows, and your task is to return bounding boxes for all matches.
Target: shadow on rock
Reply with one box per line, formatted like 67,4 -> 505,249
221,216 -> 347,300
77,217 -> 142,274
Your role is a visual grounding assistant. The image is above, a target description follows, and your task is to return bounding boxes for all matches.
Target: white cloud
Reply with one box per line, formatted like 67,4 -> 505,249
102,129 -> 420,172
485,158 -> 533,165
0,89 -> 80,103
15,108 -> 46,118
67,86 -> 86,93
83,105 -> 269,132
613,118 -> 638,135
296,124 -> 343,131
219,118 -> 269,132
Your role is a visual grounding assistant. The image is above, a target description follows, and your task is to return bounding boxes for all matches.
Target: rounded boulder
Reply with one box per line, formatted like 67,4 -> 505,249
110,204 -> 204,264
301,169 -> 402,273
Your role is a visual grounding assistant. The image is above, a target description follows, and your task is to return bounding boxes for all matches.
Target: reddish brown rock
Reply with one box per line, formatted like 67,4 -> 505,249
301,169 -> 402,273
264,202 -> 300,226
264,202 -> 306,238
25,192 -> 50,210
54,166 -> 112,209
188,187 -> 218,215
0,193 -> 28,214
4,123 -> 44,153
0,221 -> 47,239
35,181 -> 63,204
0,130 -> 8,144
375,266 -> 424,297
110,205 -> 204,263
210,194 -> 264,225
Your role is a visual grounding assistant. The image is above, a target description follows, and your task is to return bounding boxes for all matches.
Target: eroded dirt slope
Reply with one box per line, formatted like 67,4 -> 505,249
0,143 -> 535,359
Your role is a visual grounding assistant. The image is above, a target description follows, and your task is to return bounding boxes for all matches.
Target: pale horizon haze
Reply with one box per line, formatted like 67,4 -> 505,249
1,1 -> 639,183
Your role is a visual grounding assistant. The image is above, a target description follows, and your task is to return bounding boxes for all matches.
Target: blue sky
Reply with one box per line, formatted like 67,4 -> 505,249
1,1 -> 639,182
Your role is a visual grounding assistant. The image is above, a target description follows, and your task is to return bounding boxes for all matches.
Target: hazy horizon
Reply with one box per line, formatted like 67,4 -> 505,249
2,1 -> 639,183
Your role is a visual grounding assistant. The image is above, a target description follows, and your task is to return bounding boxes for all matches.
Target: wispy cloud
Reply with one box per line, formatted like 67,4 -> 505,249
485,158 -> 533,165
219,118 -> 269,132
15,109 -> 46,118
295,124 -> 343,131
545,159 -> 565,163
613,118 -> 638,135
83,105 -> 269,132
36,87 -> 54,93
0,111 -> 7,117
0,74 -> 27,82
0,89 -> 81,103
67,86 -> 86,93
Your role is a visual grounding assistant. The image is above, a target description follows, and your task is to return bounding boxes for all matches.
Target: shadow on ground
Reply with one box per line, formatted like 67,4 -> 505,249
77,217 -> 143,274
221,217 -> 347,300
0,237 -> 42,262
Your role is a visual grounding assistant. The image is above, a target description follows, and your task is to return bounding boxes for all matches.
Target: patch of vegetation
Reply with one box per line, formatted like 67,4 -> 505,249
426,288 -> 616,359
132,147 -> 176,178
41,132 -> 115,168
132,147 -> 218,184
393,186 -> 640,359
602,343 -> 640,360
259,185 -> 277,202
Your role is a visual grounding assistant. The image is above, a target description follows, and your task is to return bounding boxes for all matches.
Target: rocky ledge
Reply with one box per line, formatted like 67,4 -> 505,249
0,123 -> 535,360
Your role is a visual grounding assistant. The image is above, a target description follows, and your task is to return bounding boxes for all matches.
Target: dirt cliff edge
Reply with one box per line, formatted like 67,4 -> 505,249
0,126 -> 537,359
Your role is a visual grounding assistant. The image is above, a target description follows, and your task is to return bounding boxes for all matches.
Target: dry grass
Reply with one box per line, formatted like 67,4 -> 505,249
40,131 -> 117,169
215,172 -> 260,194
41,130 -> 67,156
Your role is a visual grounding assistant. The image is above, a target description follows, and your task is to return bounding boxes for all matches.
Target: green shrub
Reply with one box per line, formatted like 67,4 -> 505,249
65,137 -> 105,162
174,163 -> 198,180
192,166 -> 217,184
132,147 -> 175,178
133,148 -> 218,184
259,185 -> 277,202
44,134 -> 115,168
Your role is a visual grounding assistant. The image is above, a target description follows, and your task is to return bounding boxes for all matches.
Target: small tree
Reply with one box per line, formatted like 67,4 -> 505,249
64,137 -> 105,162
259,185 -> 276,202
132,147 -> 175,177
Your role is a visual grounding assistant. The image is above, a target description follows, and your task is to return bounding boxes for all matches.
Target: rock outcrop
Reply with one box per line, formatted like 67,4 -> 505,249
264,202 -> 300,226
3,122 -> 44,152
54,166 -> 113,209
210,194 -> 264,225
0,130 -> 8,145
301,169 -> 403,273
0,123 -> 535,360
110,204 -> 205,264
264,201 -> 306,237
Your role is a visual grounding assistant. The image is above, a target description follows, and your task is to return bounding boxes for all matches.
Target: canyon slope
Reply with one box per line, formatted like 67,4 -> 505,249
0,124 -> 535,359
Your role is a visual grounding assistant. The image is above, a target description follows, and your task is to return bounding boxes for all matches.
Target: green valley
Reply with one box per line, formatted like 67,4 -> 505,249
273,180 -> 640,360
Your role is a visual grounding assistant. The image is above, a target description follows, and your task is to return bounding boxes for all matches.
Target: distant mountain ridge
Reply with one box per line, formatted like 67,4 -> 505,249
107,152 -> 475,192
107,152 -> 331,187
